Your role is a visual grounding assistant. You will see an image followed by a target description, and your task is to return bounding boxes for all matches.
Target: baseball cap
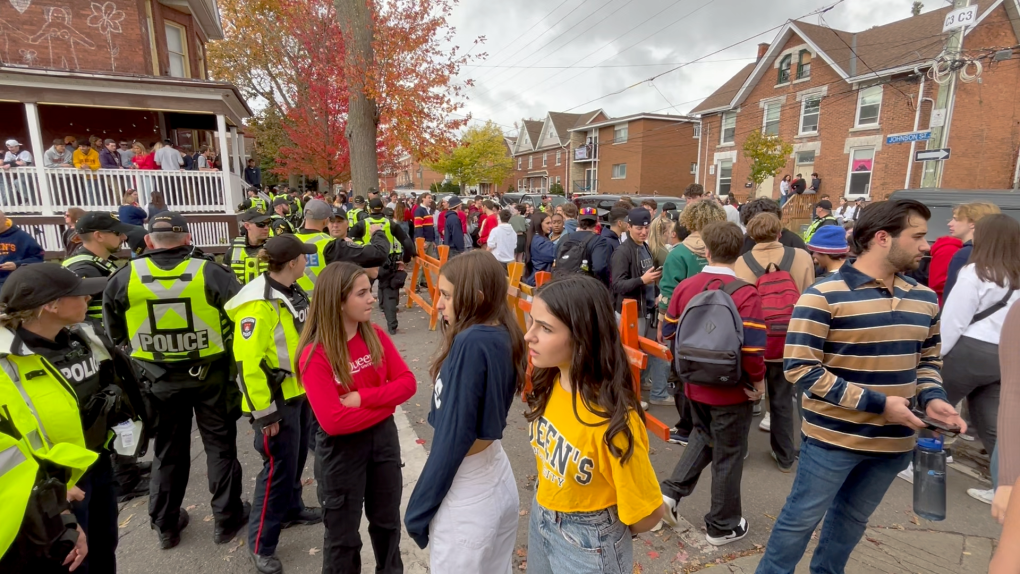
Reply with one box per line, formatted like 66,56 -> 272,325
662,202 -> 678,212
368,198 -> 385,212
272,196 -> 290,207
446,195 -> 462,208
239,207 -> 271,223
578,207 -> 598,222
627,208 -> 652,227
304,199 -> 333,220
854,197 -> 864,202
263,234 -> 317,263
806,225 -> 849,255
0,263 -> 108,312
816,200 -> 833,211
354,196 -> 366,205
330,207 -> 346,221
5,139 -> 22,147
148,211 -> 189,233
75,211 -> 135,235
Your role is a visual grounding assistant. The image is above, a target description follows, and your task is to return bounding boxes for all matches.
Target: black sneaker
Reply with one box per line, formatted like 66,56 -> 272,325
282,506 -> 323,529
705,517 -> 748,546
771,451 -> 794,473
155,509 -> 190,550
249,547 -> 284,574
668,430 -> 689,445
214,501 -> 251,544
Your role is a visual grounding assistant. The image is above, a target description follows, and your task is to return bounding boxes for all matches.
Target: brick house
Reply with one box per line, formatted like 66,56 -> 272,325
691,0 -> 1020,203
567,113 -> 700,196
380,153 -> 449,192
510,110 -> 606,194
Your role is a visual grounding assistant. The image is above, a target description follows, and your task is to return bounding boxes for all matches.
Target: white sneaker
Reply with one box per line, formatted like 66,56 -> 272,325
640,401 -> 649,410
706,517 -> 748,546
897,463 -> 914,484
968,488 -> 994,505
661,495 -> 681,528
759,413 -> 771,432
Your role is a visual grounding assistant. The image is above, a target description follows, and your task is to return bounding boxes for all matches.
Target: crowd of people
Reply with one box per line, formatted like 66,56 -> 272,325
1,173 -> 1019,574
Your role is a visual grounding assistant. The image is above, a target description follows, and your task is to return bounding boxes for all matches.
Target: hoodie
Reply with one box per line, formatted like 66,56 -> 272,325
943,239 -> 973,302
929,236 -> 963,306
658,233 -> 708,314
0,221 -> 45,287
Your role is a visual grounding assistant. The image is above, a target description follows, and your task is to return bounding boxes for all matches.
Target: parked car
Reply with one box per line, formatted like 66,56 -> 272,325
573,194 -> 686,218
887,189 -> 1020,242
499,193 -> 568,210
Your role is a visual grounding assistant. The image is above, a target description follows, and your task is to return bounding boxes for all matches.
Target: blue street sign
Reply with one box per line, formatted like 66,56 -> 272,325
886,131 -> 933,145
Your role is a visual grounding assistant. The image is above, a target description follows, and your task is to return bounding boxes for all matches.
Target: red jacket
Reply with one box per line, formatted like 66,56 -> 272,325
929,236 -> 963,306
299,325 -> 416,435
479,213 -> 498,246
132,151 -> 157,170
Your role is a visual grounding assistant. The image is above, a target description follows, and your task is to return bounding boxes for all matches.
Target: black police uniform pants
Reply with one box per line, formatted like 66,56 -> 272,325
148,382 -> 244,533
71,450 -> 118,574
248,397 -> 314,557
316,416 -> 403,574
377,267 -> 406,332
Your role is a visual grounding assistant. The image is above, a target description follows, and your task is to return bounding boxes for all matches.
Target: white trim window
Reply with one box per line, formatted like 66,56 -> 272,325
528,156 -> 533,169
556,176 -> 561,185
555,150 -> 561,165
846,147 -> 875,197
856,86 -> 882,127
763,102 -> 780,136
614,123 -> 628,144
717,159 -> 733,194
721,112 -> 736,144
690,162 -> 697,174
693,125 -> 701,138
800,97 -> 820,135
542,152 -> 548,167
517,157 -> 522,170
165,23 -> 190,78
612,163 -> 627,179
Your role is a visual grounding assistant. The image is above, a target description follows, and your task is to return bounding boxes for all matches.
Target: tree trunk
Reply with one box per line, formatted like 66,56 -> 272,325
335,0 -> 379,195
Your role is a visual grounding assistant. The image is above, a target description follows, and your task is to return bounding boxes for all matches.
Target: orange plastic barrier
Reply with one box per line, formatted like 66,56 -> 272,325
406,237 -> 449,330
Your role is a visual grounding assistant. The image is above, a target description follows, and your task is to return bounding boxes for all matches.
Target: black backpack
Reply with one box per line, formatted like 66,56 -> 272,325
553,233 -> 597,278
672,279 -> 752,387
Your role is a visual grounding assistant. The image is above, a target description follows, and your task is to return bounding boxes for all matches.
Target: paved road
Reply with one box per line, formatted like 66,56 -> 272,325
114,303 -> 1002,573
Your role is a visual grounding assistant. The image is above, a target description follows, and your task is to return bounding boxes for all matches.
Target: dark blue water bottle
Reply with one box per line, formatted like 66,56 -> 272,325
913,437 -> 947,521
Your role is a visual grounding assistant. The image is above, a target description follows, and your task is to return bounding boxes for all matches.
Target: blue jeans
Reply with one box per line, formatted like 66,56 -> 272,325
644,356 -> 671,401
527,496 -> 632,574
755,439 -> 910,574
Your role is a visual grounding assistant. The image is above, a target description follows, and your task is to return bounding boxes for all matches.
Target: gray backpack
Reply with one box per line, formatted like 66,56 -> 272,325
672,279 -> 751,387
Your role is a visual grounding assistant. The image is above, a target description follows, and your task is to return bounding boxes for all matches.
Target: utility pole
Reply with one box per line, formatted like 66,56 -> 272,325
921,0 -> 969,188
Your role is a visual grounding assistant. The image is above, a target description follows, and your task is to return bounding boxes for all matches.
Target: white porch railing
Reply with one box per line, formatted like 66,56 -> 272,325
0,167 -> 247,215
18,218 -> 234,253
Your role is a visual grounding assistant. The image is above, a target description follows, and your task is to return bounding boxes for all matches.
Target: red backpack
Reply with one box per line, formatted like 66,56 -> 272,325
741,248 -> 800,360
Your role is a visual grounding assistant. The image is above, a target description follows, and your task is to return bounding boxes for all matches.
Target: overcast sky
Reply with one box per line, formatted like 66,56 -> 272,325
445,0 -> 946,135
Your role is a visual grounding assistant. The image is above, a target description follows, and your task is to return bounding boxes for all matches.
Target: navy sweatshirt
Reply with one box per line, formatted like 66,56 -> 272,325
0,223 -> 45,288
943,241 -> 972,300
443,210 -> 465,254
404,325 -> 519,548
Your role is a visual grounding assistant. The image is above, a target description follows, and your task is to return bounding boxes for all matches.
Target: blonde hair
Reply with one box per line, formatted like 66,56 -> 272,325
746,212 -> 783,243
0,307 -> 40,330
953,202 -> 1001,224
680,200 -> 726,233
647,216 -> 672,256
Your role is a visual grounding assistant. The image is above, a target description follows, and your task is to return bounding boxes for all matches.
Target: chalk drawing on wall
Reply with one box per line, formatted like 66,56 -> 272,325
28,6 -> 96,70
86,1 -> 122,71
0,18 -> 28,64
9,0 -> 32,15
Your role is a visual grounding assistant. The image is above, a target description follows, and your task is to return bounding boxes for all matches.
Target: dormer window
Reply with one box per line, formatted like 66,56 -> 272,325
797,50 -> 811,80
778,55 -> 792,84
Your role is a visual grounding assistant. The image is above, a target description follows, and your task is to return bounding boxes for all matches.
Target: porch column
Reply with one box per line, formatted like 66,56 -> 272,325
216,114 -> 236,213
24,102 -> 53,215
229,126 -> 242,177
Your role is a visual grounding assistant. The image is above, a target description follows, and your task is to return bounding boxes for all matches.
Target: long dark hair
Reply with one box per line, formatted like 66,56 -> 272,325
149,191 -> 167,210
525,275 -> 643,463
524,211 -> 549,270
970,214 -> 1020,289
429,251 -> 527,393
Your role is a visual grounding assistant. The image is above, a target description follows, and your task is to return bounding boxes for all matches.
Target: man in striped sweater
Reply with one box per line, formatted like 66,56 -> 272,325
756,199 -> 967,574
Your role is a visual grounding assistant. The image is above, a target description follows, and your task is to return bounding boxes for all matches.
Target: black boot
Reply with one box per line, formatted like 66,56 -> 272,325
214,501 -> 251,544
281,506 -> 322,529
249,547 -> 284,574
155,509 -> 190,550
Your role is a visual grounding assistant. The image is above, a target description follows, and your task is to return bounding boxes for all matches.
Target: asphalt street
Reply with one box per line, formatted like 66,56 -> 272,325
113,301 -> 1002,573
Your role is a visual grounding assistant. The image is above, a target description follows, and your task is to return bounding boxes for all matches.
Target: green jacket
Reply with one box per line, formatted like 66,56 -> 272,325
657,236 -> 708,314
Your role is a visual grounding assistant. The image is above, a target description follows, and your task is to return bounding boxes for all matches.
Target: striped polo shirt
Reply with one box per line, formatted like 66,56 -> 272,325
784,263 -> 947,453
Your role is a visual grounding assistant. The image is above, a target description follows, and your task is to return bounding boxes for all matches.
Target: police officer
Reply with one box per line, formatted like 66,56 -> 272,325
238,188 -> 270,214
62,212 -> 133,328
224,208 -> 272,286
270,197 -> 295,236
327,209 -> 348,240
350,198 -> 415,334
224,235 -> 321,574
346,195 -> 368,225
102,212 -> 249,550
292,200 -> 335,300
297,199 -> 391,283
287,190 -> 304,228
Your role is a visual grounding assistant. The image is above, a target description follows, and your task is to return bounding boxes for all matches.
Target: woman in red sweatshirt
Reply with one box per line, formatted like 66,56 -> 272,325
296,262 -> 416,574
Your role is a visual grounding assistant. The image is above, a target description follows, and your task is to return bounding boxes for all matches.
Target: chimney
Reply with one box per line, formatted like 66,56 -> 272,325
757,43 -> 770,62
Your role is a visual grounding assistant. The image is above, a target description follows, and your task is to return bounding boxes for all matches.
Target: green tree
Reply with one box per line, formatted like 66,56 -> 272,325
742,130 -> 793,192
911,1 -> 923,16
426,121 -> 514,192
548,182 -> 564,196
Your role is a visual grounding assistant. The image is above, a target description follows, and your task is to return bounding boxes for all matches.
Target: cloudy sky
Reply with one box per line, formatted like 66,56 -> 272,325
445,0 -> 945,135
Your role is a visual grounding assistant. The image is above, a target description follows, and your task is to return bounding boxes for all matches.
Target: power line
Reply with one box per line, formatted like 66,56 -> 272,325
468,0 -> 576,70
461,56 -> 756,69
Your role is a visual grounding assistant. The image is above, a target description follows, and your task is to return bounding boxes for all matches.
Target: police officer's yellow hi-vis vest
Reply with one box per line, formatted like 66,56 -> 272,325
124,258 -> 226,363
0,430 -> 39,556
249,197 -> 268,212
228,237 -> 268,286
294,231 -> 331,298
347,208 -> 364,223
62,253 -> 118,323
360,215 -> 401,254
269,215 -> 295,237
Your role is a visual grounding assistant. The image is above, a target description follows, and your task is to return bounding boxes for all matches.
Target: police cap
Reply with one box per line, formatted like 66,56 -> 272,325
264,234 -> 317,263
148,212 -> 190,233
0,263 -> 108,312
76,211 -> 135,235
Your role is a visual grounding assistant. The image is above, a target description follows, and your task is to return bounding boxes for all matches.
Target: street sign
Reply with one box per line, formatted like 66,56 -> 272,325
943,5 -> 978,32
886,130 -> 932,145
930,109 -> 947,128
914,148 -> 951,162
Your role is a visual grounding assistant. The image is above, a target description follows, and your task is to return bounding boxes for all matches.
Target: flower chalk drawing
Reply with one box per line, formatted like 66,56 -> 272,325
86,1 -> 123,71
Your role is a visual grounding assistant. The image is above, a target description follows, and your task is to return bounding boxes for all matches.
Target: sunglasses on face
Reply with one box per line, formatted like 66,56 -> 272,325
252,221 -> 269,228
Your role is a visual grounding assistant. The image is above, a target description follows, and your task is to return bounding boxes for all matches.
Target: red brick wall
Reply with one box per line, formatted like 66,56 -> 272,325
594,119 -> 699,195
0,0 -> 149,74
511,147 -> 569,192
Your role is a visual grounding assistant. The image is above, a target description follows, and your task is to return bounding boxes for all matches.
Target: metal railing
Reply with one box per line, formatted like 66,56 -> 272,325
16,218 -> 234,254
0,167 -> 246,215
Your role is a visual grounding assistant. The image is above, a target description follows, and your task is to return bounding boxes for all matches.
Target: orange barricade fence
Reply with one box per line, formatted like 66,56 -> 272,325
406,237 -> 449,330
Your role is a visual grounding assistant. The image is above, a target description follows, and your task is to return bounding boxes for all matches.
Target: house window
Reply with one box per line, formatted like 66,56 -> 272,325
543,153 -> 548,167
763,102 -> 780,136
800,97 -> 820,134
796,150 -> 816,165
693,125 -> 701,138
717,160 -> 733,195
165,23 -> 190,78
556,176 -> 561,185
846,148 -> 874,196
555,150 -> 561,165
778,54 -> 792,84
856,85 -> 882,127
195,40 -> 206,79
796,50 -> 811,79
690,162 -> 697,174
612,163 -> 627,179
721,112 -> 736,144
614,124 -> 628,144
517,157 -> 522,170
528,156 -> 533,169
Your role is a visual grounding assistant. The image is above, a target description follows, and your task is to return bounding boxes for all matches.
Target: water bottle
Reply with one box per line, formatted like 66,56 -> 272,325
913,437 -> 947,521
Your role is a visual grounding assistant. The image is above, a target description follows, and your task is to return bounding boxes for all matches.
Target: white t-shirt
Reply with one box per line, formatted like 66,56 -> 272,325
780,180 -> 790,196
941,264 -> 1020,354
154,146 -> 183,171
